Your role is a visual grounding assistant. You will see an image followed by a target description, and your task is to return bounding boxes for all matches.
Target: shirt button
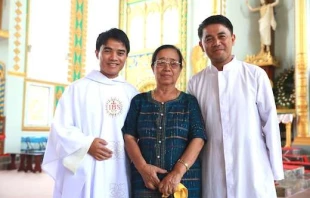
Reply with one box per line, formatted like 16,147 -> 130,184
161,102 -> 164,105
157,156 -> 160,158
158,141 -> 161,143
161,113 -> 164,116
159,127 -> 162,129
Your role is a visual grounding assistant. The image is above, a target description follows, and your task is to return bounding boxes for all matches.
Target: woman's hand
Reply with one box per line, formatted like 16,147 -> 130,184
158,171 -> 182,197
138,164 -> 167,190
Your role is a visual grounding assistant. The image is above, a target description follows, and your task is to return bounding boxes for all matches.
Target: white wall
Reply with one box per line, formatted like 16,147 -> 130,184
1,0 -> 10,30
226,0 -> 294,77
85,0 -> 120,75
0,39 -> 8,64
26,0 -> 71,84
186,0 -> 213,79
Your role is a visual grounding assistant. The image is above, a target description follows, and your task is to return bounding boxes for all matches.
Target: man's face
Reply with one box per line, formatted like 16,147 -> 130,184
199,24 -> 235,68
95,38 -> 127,78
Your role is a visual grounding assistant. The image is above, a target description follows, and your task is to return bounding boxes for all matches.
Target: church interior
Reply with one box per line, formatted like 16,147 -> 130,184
0,0 -> 310,197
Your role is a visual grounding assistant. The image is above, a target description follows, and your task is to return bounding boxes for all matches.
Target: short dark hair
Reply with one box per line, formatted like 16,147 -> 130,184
96,28 -> 130,54
198,15 -> 234,40
151,45 -> 184,69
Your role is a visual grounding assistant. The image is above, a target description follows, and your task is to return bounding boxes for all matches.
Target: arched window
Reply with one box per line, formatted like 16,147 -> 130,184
120,0 -> 187,91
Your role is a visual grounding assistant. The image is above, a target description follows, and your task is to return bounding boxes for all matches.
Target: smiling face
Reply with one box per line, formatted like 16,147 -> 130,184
153,48 -> 182,87
95,38 -> 127,78
199,23 -> 235,70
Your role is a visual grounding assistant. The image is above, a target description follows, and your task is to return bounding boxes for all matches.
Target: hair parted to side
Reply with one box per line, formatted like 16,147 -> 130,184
96,28 -> 130,54
198,15 -> 234,40
151,44 -> 184,69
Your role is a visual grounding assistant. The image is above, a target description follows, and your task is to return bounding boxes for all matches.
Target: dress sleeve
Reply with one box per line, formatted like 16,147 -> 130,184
122,96 -> 139,138
256,70 -> 284,180
188,96 -> 207,141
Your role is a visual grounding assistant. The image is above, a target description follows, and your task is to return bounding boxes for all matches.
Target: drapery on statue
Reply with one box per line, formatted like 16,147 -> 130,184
246,0 -> 279,54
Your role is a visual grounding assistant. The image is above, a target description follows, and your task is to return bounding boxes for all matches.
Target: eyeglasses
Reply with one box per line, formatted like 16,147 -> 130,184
154,59 -> 181,69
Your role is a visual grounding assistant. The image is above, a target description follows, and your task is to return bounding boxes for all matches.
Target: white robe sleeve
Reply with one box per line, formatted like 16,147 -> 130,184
256,70 -> 284,180
43,86 -> 95,177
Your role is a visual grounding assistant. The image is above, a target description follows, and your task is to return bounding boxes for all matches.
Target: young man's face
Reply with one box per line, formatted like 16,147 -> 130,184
96,38 -> 127,78
199,23 -> 235,69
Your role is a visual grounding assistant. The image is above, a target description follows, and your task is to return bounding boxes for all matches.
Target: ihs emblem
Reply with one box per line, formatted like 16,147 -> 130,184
106,98 -> 122,116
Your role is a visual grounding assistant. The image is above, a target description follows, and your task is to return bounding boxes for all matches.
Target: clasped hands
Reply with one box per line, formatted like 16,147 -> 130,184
138,163 -> 182,197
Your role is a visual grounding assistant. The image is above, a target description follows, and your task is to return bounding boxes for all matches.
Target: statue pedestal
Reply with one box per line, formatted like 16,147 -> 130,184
245,52 -> 278,82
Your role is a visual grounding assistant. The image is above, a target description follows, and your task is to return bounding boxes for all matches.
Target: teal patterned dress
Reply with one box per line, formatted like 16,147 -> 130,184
122,91 -> 207,198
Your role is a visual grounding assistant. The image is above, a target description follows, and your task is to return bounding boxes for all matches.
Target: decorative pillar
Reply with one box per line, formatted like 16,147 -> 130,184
294,0 -> 310,145
68,0 -> 88,82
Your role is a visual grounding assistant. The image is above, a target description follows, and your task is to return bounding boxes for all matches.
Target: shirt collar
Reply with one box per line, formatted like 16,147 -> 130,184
85,70 -> 126,85
208,55 -> 237,73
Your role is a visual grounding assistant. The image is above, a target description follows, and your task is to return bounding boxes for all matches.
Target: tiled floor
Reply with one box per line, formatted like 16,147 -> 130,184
0,170 -> 53,198
0,169 -> 309,198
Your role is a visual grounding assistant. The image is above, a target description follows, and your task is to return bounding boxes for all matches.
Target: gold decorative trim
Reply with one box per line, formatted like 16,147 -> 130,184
0,0 -> 3,29
221,0 -> 226,15
25,78 -> 68,87
0,30 -> 9,38
293,137 -> 310,145
294,0 -> 310,144
119,0 -> 126,29
12,0 -> 22,72
136,77 -> 156,92
212,0 -> 218,15
68,0 -> 76,82
22,127 -> 50,131
120,0 -> 188,91
245,52 -> 279,67
8,71 -> 25,77
24,0 -> 31,75
212,0 -> 226,15
191,45 -> 208,74
277,108 -> 296,115
68,0 -> 88,82
179,0 -> 187,91
81,0 -> 88,77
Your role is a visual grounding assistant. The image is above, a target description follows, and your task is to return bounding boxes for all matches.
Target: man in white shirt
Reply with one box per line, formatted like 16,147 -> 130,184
187,15 -> 284,198
42,28 -> 138,198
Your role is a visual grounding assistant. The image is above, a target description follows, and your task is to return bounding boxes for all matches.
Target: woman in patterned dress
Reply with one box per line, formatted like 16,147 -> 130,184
122,44 -> 207,198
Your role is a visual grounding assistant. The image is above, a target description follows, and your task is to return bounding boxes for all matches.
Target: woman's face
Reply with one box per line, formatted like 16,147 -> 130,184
153,48 -> 182,87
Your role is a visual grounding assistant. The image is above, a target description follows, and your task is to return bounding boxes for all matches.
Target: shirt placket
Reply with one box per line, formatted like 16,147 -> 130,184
155,102 -> 166,168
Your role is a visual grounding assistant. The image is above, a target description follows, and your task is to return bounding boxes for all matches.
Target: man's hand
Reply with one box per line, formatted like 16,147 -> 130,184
88,138 -> 112,161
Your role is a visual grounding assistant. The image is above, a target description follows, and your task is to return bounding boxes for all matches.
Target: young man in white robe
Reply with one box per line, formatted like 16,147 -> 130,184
187,15 -> 284,198
42,28 -> 138,198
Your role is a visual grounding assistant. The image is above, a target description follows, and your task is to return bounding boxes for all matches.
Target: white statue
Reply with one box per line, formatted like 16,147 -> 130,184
246,0 -> 279,54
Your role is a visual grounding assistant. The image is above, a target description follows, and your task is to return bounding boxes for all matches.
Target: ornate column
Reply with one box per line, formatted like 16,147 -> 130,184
294,0 -> 310,145
212,0 -> 226,15
68,0 -> 88,82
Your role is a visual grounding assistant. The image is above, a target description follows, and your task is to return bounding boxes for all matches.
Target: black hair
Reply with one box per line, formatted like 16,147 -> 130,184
198,15 -> 234,40
151,44 -> 184,69
96,28 -> 130,54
